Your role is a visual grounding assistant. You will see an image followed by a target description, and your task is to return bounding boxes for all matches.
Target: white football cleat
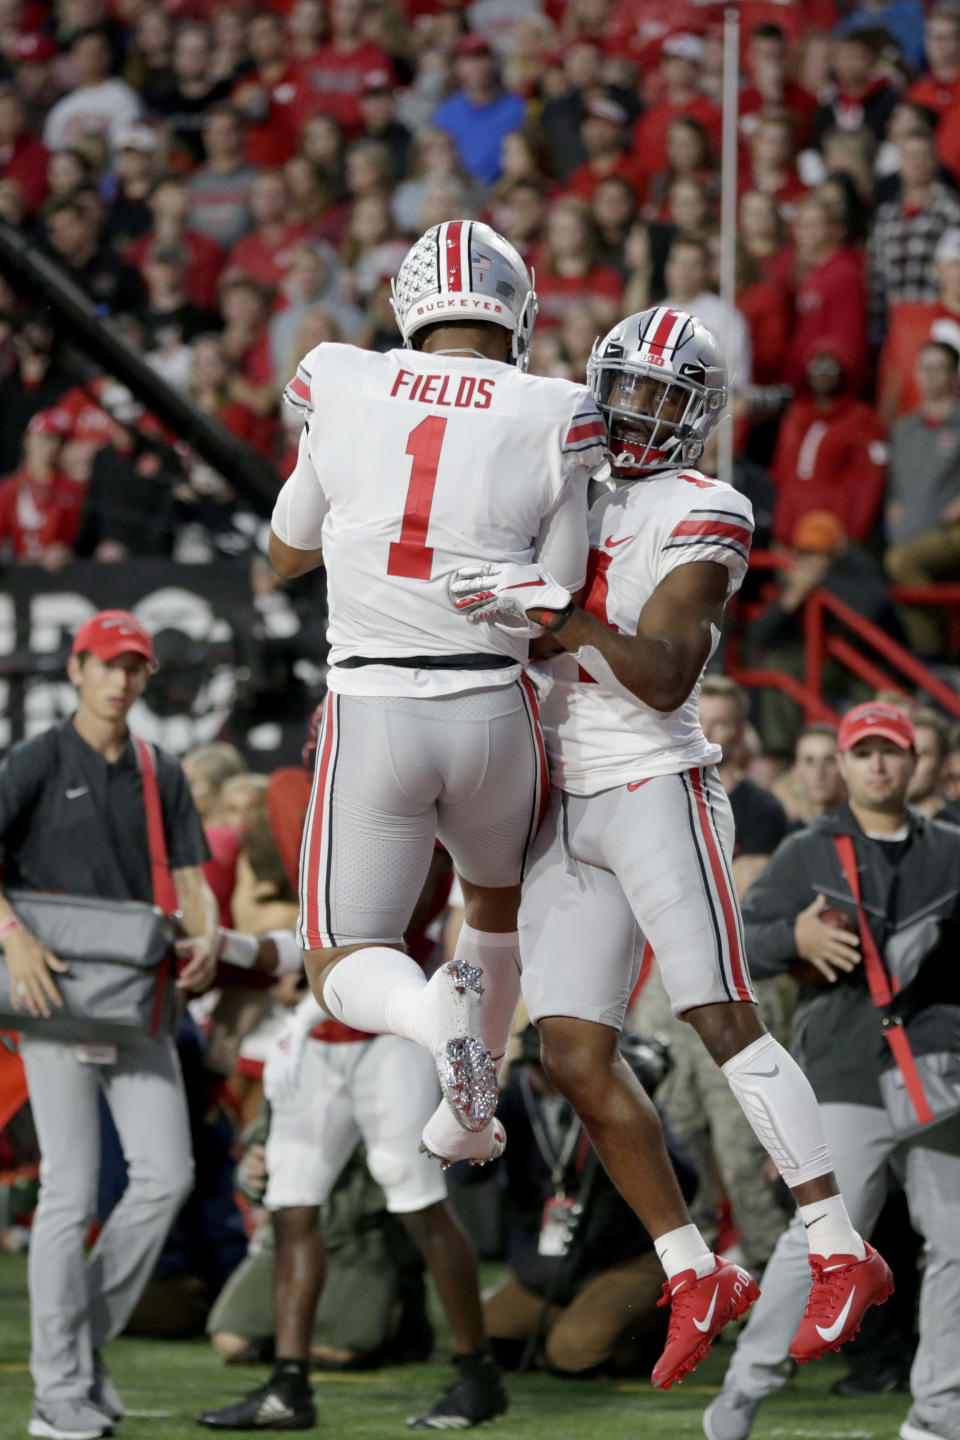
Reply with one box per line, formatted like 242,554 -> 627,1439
420,1102 -> 506,1168
420,960 -> 498,1133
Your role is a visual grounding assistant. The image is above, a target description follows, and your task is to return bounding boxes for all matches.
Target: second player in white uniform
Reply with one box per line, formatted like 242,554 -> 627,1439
451,307 -> 892,1392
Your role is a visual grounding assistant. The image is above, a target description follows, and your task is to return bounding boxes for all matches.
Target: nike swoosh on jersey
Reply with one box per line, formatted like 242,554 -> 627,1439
693,1284 -> 720,1333
815,1287 -> 856,1344
605,535 -> 634,548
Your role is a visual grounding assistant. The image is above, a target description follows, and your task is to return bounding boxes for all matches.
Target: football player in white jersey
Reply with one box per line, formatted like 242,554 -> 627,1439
268,223 -> 605,1168
450,308 -> 893,1391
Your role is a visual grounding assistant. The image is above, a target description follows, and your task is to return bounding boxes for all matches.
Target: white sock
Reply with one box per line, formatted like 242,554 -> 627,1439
321,946 -> 427,1042
721,1034 -> 833,1187
654,1224 -> 717,1282
452,924 -> 521,1076
798,1194 -> 866,1261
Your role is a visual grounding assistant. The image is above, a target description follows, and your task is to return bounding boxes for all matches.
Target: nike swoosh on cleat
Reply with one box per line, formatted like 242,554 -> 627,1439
605,535 -> 634,548
255,1394 -> 297,1424
815,1287 -> 857,1344
693,1284 -> 720,1332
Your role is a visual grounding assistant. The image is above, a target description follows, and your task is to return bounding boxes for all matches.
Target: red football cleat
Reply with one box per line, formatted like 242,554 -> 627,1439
790,1242 -> 894,1364
651,1257 -> 760,1389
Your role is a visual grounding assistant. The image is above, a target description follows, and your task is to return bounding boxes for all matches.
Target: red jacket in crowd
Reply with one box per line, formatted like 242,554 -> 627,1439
0,469 -> 84,559
771,394 -> 887,545
785,248 -> 868,395
1,128 -> 49,215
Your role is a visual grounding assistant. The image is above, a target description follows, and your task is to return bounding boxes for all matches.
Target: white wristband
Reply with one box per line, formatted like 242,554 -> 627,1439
217,928 -> 260,970
266,930 -> 303,976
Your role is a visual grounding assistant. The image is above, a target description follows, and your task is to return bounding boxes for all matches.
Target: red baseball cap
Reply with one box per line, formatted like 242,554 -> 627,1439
10,32 -> 57,63
837,702 -> 916,753
458,34 -> 493,57
72,610 -> 156,667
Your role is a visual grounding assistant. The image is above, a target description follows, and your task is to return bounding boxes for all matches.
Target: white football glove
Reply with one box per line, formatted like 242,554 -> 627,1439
263,992 -> 325,1106
449,562 -> 572,625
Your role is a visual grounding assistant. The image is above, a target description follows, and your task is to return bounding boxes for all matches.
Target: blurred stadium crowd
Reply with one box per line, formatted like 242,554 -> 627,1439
2,0 -> 960,1408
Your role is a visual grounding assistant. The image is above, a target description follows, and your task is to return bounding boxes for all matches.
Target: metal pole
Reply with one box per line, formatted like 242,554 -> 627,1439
718,4 -> 740,486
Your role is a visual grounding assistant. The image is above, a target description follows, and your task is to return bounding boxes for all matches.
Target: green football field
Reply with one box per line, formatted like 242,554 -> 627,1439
0,1252 -> 913,1440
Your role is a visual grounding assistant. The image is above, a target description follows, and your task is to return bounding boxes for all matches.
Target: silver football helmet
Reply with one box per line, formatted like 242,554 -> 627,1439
587,308 -> 727,478
391,219 -> 538,371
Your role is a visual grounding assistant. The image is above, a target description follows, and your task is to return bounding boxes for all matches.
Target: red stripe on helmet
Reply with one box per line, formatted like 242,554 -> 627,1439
444,220 -> 464,292
647,307 -> 681,352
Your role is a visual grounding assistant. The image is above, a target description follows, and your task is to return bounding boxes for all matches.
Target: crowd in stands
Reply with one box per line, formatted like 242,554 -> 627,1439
0,0 -> 956,640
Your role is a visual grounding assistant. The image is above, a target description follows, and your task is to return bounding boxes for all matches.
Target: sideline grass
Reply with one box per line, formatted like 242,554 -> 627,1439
0,1253 -> 912,1440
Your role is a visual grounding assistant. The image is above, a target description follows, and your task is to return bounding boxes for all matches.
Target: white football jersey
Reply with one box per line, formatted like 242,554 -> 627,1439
540,467 -> 754,795
272,343 -> 606,697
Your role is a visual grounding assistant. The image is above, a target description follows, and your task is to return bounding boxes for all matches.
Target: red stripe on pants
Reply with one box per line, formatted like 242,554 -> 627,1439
303,697 -> 336,948
689,769 -> 752,1002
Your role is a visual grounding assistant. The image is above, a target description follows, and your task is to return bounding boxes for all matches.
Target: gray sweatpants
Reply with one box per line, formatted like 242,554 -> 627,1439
20,1032 -> 194,1405
723,1102 -> 960,1433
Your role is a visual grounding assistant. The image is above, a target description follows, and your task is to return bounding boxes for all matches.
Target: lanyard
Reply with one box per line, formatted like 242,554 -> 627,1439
519,1068 -> 582,1195
834,834 -> 934,1128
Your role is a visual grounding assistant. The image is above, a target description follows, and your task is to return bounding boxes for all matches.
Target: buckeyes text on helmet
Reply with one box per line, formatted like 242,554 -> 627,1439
587,308 -> 728,478
391,219 -> 538,372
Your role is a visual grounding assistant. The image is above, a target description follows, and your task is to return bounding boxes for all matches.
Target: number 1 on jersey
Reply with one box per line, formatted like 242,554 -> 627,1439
388,416 -> 447,580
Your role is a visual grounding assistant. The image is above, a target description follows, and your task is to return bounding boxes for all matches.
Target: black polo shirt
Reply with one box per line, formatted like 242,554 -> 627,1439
0,720 -> 209,903
729,777 -> 789,858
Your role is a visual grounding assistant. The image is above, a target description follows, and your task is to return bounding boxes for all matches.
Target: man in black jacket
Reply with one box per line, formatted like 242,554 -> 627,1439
703,702 -> 960,1440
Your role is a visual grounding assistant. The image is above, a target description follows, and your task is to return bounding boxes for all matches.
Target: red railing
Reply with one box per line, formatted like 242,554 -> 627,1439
727,552 -> 960,723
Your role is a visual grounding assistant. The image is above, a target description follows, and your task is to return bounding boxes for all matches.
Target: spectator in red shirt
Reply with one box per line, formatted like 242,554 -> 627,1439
296,0 -> 396,141
772,339 -> 887,545
643,115 -> 717,221
0,409 -> 83,564
127,173 -> 225,311
739,22 -> 816,150
632,32 -> 722,193
567,94 -> 645,205
0,84 -> 48,216
784,192 -> 868,393
228,169 -> 306,289
737,245 -> 792,387
217,277 -> 278,452
906,7 -> 960,123
878,226 -> 960,427
288,0 -> 325,63
740,187 -> 793,286
231,11 -> 303,168
742,114 -> 808,220
532,195 -> 624,330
